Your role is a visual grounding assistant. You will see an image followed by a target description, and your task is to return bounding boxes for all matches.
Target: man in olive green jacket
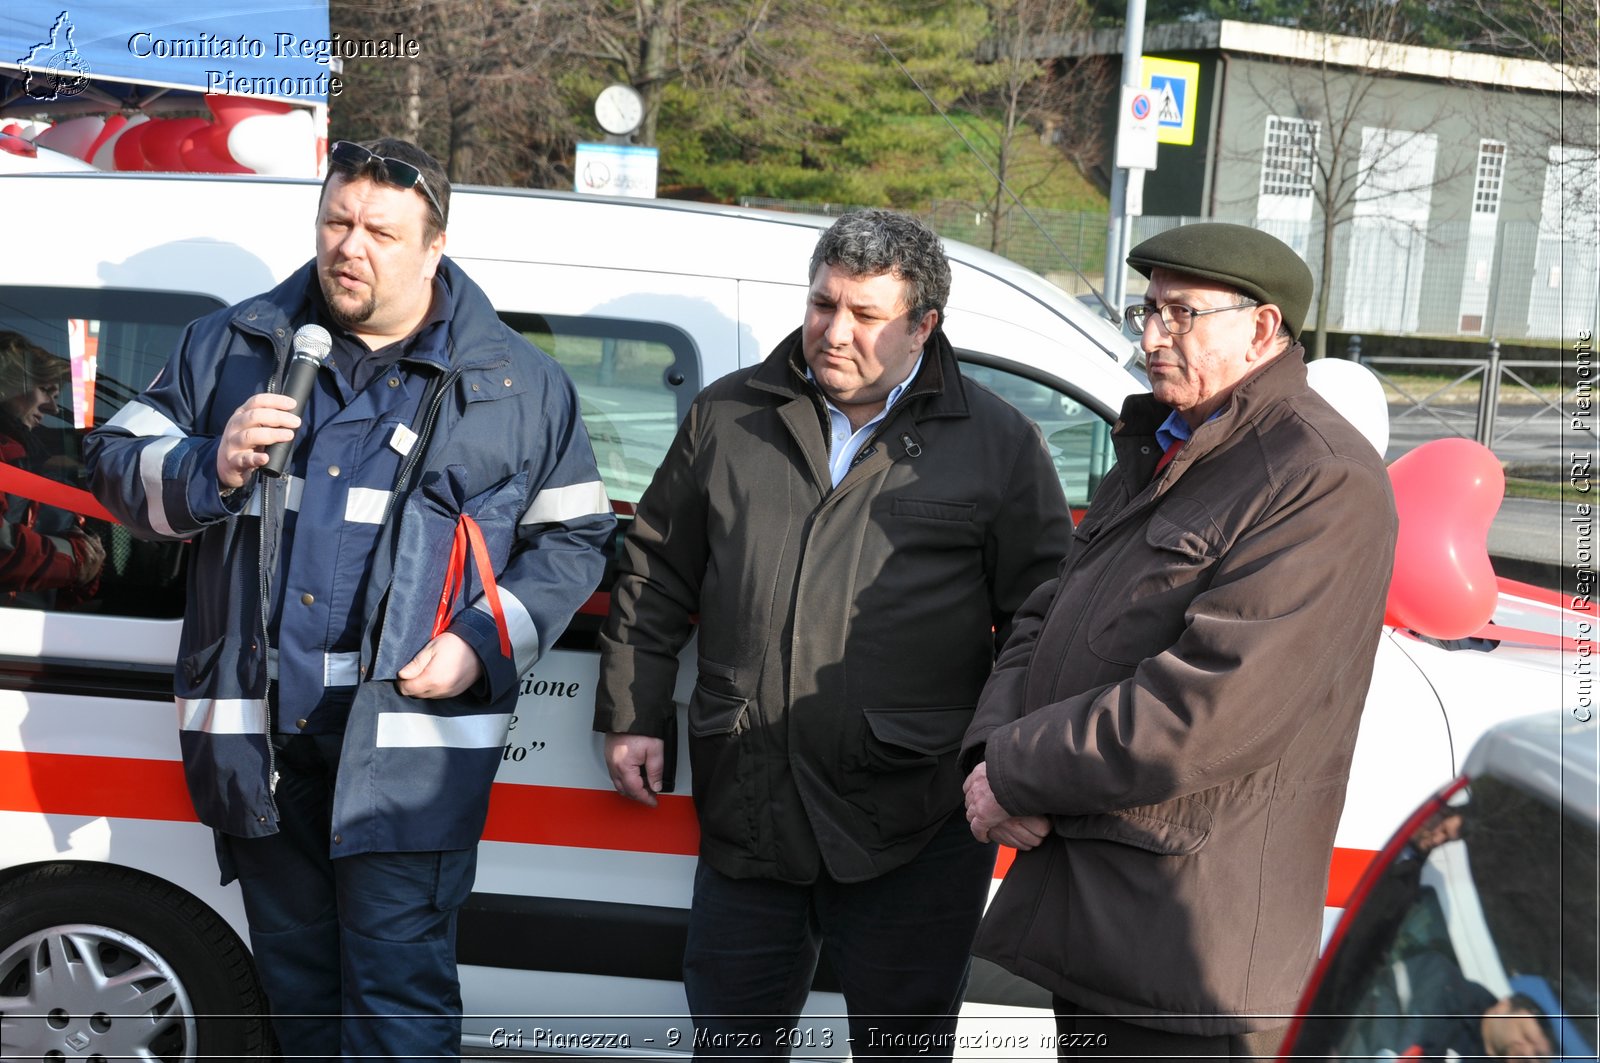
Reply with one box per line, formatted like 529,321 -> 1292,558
596,210 -> 1072,1058
962,224 -> 1399,1059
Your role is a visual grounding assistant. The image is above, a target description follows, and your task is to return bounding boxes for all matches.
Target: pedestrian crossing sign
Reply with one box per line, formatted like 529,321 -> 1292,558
1141,57 -> 1200,146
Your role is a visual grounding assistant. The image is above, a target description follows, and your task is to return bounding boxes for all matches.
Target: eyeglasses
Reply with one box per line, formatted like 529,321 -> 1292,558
328,141 -> 445,228
1124,300 -> 1257,336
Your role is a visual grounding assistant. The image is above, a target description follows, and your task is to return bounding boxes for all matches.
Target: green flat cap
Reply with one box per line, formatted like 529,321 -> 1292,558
1127,223 -> 1314,339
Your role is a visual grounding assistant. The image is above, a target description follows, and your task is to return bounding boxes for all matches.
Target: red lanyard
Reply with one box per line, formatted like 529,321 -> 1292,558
432,513 -> 512,658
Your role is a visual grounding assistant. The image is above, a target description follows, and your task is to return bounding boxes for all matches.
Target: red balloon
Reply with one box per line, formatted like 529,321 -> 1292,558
206,94 -> 293,126
179,123 -> 250,173
113,121 -> 154,171
141,117 -> 210,171
1384,438 -> 1504,639
83,114 -> 127,163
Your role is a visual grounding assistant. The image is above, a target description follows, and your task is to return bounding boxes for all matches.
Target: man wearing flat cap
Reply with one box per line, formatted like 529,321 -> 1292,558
959,223 -> 1399,1058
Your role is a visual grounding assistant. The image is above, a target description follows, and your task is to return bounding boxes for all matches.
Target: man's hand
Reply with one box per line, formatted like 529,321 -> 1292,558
69,532 -> 105,586
605,733 -> 665,807
396,633 -> 482,699
964,761 -> 1050,850
217,393 -> 301,488
1481,997 -> 1553,1061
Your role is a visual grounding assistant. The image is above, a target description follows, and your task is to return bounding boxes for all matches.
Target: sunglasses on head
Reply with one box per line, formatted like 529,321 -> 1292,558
328,141 -> 445,227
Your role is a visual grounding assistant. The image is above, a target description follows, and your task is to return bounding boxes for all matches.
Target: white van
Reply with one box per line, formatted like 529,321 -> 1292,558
0,172 -> 1581,1060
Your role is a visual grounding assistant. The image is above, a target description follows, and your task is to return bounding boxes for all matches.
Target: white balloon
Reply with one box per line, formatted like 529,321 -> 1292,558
226,109 -> 317,176
33,115 -> 104,161
90,114 -> 148,170
1307,356 -> 1390,458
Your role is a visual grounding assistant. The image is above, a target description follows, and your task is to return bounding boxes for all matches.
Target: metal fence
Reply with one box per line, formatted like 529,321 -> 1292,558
1351,337 -> 1588,470
744,195 -> 1598,344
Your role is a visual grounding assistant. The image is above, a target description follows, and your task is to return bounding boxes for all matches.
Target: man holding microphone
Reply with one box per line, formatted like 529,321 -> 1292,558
87,138 -> 613,1061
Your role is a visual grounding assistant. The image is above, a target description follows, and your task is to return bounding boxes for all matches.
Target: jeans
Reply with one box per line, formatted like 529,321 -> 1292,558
682,811 -> 997,1061
222,732 -> 477,1063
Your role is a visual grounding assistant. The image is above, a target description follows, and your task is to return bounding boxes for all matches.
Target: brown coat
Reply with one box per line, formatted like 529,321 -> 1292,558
961,347 -> 1398,1034
597,329 -> 1072,884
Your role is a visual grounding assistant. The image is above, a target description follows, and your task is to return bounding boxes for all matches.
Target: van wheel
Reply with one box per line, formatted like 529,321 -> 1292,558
0,863 -> 272,1061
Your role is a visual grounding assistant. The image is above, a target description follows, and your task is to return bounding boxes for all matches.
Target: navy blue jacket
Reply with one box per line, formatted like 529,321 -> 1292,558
86,259 -> 614,854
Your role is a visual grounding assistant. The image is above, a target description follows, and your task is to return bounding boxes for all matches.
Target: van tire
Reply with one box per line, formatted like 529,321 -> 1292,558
0,862 -> 273,1061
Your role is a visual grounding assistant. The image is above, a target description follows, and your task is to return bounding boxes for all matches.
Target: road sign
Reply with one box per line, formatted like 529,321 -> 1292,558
1140,56 -> 1200,146
574,142 -> 659,198
1115,86 -> 1158,171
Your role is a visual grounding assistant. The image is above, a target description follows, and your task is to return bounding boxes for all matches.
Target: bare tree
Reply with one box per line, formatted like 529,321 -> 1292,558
566,0 -> 776,147
965,0 -> 1109,253
1458,0 -> 1598,219
331,0 -> 583,187
1230,1 -> 1477,359
323,0 -> 1117,206
1461,0 -> 1598,110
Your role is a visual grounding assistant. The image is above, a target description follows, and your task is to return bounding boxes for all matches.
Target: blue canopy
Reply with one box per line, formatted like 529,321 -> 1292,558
1,2 -> 331,117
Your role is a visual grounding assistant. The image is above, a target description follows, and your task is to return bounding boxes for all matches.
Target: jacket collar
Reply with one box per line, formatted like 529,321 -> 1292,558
747,326 -> 971,422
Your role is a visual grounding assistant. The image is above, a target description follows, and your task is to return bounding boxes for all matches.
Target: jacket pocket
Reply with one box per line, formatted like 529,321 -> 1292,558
372,465 -> 530,681
891,497 -> 976,523
178,636 -> 227,692
861,704 -> 971,770
1052,794 -> 1213,856
687,683 -> 749,738
1086,498 -> 1222,666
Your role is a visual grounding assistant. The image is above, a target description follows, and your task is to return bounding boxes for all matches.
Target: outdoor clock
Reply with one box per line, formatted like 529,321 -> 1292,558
595,84 -> 644,137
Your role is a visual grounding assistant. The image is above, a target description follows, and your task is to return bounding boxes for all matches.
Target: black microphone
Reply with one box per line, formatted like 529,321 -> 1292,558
261,324 -> 333,477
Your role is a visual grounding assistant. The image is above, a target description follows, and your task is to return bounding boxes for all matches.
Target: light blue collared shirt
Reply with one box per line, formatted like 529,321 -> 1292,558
1155,408 -> 1193,452
1156,406 -> 1229,453
813,353 -> 924,487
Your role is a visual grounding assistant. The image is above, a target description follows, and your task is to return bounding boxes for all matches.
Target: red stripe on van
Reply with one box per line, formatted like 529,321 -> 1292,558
0,750 -> 195,821
0,751 -> 1378,906
1325,845 -> 1377,908
482,783 -> 701,854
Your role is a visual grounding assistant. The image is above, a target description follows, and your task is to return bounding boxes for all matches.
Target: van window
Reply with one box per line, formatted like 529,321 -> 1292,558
959,358 -> 1116,510
501,313 -> 698,650
501,313 -> 698,509
0,287 -> 224,619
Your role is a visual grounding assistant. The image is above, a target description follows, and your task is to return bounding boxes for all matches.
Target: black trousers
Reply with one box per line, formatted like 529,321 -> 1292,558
682,811 -> 998,1061
223,733 -> 477,1063
1054,996 -> 1286,1060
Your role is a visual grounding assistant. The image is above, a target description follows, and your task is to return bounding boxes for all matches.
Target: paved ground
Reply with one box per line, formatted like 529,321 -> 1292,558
1385,402 -> 1575,476
1487,498 -> 1586,591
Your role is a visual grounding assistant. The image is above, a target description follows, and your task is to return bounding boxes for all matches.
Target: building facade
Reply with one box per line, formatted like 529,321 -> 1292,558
1048,20 -> 1596,343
